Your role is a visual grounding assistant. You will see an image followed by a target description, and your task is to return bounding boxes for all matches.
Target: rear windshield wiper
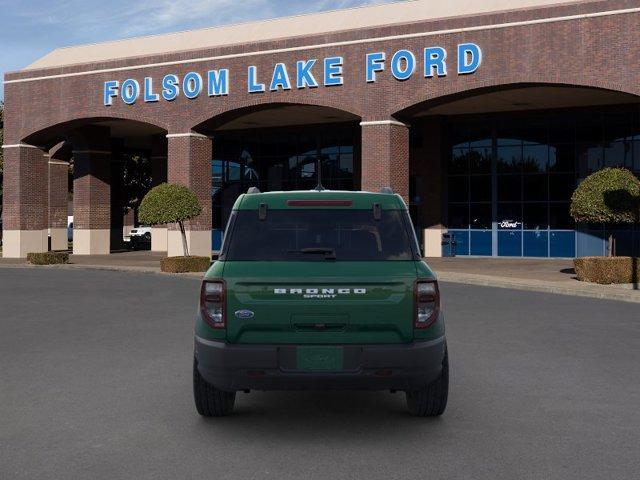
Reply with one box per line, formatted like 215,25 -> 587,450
288,248 -> 337,260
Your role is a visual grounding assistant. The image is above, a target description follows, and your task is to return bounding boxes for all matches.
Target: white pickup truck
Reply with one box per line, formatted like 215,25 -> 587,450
124,226 -> 152,249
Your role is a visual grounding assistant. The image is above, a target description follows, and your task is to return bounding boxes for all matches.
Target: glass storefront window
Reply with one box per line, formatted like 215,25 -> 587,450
470,203 -> 491,230
549,203 -> 573,229
523,203 -> 548,230
497,175 -> 522,202
211,123 -> 358,236
469,146 -> 492,173
450,148 -> 469,174
578,143 -> 604,174
448,204 -> 469,229
549,174 -> 575,201
523,144 -> 548,173
497,203 -> 522,230
443,104 -> 640,257
603,140 -> 633,168
549,144 -> 575,173
523,174 -> 548,201
497,145 -> 522,173
469,175 -> 491,202
448,176 -> 469,202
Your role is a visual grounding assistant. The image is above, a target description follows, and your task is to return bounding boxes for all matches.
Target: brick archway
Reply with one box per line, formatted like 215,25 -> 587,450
391,82 -> 640,120
3,118 -> 167,258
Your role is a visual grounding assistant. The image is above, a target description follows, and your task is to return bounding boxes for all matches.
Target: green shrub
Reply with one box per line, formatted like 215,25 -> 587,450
574,257 -> 640,284
27,252 -> 69,265
570,168 -> 640,224
160,256 -> 211,273
139,183 -> 203,257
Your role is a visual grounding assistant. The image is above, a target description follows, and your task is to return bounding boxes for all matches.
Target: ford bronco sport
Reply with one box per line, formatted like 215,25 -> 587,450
193,190 -> 448,417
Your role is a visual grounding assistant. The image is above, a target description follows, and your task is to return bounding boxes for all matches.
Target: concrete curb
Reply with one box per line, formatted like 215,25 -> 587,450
435,271 -> 640,304
0,263 -> 204,279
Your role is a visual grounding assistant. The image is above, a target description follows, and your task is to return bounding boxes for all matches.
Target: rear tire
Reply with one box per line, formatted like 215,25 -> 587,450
193,358 -> 236,417
405,348 -> 449,417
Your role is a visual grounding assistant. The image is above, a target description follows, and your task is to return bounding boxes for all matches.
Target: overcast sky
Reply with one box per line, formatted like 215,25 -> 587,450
0,0 -> 402,100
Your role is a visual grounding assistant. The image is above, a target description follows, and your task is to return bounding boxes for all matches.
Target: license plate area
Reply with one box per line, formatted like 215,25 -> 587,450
296,346 -> 344,371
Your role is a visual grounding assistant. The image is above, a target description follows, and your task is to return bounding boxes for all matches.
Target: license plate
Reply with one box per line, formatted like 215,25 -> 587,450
296,346 -> 343,371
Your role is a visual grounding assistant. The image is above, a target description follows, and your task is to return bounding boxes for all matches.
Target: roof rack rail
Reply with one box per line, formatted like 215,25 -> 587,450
380,187 -> 394,194
247,187 -> 261,194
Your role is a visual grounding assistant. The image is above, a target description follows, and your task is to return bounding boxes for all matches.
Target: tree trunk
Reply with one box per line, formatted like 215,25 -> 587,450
178,221 -> 189,257
608,233 -> 614,257
133,205 -> 139,227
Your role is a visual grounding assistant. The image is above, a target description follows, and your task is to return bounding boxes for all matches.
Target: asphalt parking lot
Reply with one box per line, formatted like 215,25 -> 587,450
1,268 -> 639,480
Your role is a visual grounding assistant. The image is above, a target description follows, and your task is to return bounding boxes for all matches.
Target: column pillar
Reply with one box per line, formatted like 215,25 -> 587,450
110,152 -> 125,251
48,143 -> 70,251
166,133 -> 212,258
72,127 -> 112,255
1,143 -> 49,258
150,134 -> 168,252
360,120 -> 410,203
412,120 -> 446,257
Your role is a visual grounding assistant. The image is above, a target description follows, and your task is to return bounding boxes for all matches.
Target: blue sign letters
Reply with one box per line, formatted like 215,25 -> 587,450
103,43 -> 482,106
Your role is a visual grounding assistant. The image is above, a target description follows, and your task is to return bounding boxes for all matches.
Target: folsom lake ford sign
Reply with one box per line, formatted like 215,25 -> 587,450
103,43 -> 482,106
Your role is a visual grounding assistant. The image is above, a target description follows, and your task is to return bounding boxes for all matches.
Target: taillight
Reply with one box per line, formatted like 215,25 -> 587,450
200,280 -> 226,329
414,280 -> 440,329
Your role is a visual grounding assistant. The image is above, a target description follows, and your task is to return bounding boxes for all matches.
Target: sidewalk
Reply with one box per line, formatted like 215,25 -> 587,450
0,251 -> 176,275
1,252 -> 639,303
426,257 -> 640,304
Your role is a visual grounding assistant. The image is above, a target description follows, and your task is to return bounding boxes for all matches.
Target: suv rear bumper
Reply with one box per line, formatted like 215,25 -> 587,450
194,336 -> 446,392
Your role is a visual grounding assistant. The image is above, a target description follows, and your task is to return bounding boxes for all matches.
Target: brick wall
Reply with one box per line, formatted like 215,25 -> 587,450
361,123 -> 410,201
2,146 -> 48,230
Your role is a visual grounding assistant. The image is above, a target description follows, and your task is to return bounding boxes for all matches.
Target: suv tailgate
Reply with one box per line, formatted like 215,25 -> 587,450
223,261 -> 417,344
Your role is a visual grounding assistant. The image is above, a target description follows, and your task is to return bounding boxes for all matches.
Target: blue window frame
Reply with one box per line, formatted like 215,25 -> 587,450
498,231 -> 522,257
523,231 -> 548,257
470,230 -> 492,256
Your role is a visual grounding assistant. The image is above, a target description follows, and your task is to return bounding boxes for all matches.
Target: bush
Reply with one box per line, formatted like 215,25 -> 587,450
570,168 -> 640,224
574,256 -> 640,284
160,256 -> 211,273
27,252 -> 69,265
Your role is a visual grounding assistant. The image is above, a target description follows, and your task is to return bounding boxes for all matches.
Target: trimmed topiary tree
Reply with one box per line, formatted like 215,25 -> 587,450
570,168 -> 640,257
139,183 -> 202,257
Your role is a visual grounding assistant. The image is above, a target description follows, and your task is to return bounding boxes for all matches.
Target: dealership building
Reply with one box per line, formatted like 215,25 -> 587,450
2,0 -> 640,258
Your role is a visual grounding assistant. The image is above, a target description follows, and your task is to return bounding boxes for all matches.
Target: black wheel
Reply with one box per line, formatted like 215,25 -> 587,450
405,348 -> 449,417
193,358 -> 236,417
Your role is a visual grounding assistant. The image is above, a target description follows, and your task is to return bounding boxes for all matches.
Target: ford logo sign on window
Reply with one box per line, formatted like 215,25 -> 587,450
499,220 -> 521,229
234,310 -> 255,319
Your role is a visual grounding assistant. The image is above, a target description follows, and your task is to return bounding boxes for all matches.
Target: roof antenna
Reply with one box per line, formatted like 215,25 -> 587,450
314,155 -> 325,192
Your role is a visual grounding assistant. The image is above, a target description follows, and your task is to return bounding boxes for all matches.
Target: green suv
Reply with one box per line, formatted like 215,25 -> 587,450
193,190 -> 448,417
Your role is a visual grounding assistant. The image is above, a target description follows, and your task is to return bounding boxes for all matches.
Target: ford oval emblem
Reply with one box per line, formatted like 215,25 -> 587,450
234,310 -> 255,319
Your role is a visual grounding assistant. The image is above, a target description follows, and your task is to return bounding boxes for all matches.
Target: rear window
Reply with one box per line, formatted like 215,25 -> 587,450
223,209 -> 418,261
